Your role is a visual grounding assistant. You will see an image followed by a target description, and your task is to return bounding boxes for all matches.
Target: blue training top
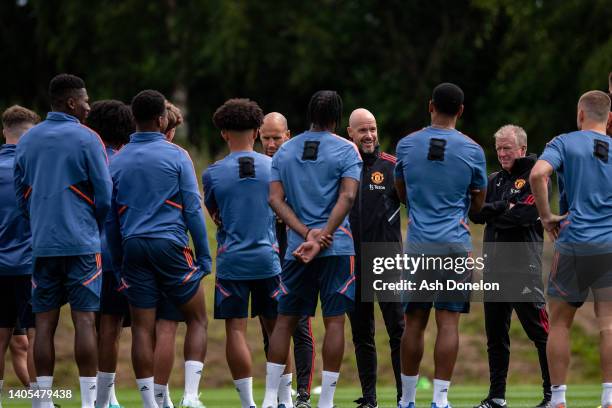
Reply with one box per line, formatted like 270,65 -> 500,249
270,130 -> 363,260
14,112 -> 112,257
539,130 -> 612,254
106,132 -> 212,273
202,150 -> 281,280
394,126 -> 487,252
0,144 -> 31,275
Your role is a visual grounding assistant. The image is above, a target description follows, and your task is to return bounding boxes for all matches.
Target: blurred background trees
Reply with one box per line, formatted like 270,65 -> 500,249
1,0 -> 611,158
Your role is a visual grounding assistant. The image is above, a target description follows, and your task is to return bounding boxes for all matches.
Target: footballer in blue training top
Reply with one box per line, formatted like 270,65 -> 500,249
203,98 -> 284,408
262,90 -> 362,408
530,90 -> 612,408
394,83 -> 487,408
105,89 -> 211,408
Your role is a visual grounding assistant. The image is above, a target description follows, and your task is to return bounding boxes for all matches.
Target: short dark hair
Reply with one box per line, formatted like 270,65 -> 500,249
432,83 -> 464,116
578,90 -> 611,123
212,98 -> 263,131
2,105 -> 40,128
48,74 -> 86,108
86,100 -> 135,148
131,90 -> 167,123
308,90 -> 343,129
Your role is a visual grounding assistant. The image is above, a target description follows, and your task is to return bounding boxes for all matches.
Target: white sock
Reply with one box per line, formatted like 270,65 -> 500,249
278,373 -> 293,407
96,372 -> 115,408
30,382 -> 40,408
234,377 -> 255,408
551,385 -> 567,406
433,378 -> 450,407
110,382 -> 120,406
602,383 -> 612,406
79,376 -> 97,408
184,360 -> 204,402
136,377 -> 158,408
262,362 -> 286,407
400,374 -> 419,405
37,376 -> 53,404
318,371 -> 339,408
164,384 -> 174,408
154,383 -> 166,407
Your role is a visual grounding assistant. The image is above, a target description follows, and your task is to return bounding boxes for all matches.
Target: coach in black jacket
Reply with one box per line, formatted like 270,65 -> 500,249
347,108 -> 404,408
470,125 -> 551,408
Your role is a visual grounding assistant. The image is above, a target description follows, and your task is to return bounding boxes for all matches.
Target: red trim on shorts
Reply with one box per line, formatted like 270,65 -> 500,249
118,205 -> 128,215
24,186 -> 32,199
539,308 -> 550,334
215,282 -> 230,297
83,269 -> 102,286
459,219 -> 471,232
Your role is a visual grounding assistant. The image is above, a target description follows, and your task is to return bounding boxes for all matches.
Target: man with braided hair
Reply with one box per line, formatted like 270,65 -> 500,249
262,90 -> 362,408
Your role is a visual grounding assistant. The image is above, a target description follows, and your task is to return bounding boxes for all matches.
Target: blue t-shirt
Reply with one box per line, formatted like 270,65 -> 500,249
539,130 -> 612,254
394,126 -> 487,252
0,144 -> 31,275
202,151 -> 281,280
270,131 -> 363,259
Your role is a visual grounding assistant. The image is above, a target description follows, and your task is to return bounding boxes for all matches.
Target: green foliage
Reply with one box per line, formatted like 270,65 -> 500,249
3,0 -> 609,158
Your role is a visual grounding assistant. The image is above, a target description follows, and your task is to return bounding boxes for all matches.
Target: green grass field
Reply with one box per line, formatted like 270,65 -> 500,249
2,385 -> 603,408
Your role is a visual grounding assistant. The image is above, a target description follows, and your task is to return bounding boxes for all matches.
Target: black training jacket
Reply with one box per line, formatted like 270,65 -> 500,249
349,148 -> 402,274
470,154 -> 549,297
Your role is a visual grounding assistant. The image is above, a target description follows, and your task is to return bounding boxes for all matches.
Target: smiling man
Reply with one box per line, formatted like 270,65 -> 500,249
346,108 -> 404,408
470,125 -> 551,408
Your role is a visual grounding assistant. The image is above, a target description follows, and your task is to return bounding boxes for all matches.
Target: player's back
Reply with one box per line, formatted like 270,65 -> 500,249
203,151 -> 280,280
271,130 -> 362,258
0,144 -> 31,274
542,130 -> 612,245
14,112 -> 110,256
395,126 -> 487,249
109,132 -> 192,243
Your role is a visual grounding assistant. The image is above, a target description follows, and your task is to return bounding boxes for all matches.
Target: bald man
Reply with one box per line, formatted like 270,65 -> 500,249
347,108 -> 405,408
259,113 -> 316,408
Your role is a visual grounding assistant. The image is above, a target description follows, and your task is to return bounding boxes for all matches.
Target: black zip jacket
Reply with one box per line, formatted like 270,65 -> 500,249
349,148 -> 402,275
470,154 -> 549,297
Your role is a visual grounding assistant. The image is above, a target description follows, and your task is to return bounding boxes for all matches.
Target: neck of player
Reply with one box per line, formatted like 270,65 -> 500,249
226,130 -> 255,152
431,114 -> 457,130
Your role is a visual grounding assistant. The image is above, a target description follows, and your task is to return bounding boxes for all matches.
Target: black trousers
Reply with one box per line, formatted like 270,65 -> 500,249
261,315 -> 315,394
484,301 -> 551,400
348,276 -> 405,403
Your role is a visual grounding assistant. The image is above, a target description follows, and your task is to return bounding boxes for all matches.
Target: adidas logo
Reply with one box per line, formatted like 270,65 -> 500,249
156,393 -> 164,398
441,388 -> 448,393
90,385 -> 96,390
196,370 -> 202,374
522,286 -> 532,295
140,386 -> 149,391
330,381 -> 337,387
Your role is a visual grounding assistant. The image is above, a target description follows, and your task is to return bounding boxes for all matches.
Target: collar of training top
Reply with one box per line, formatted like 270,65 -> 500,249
129,132 -> 166,143
46,111 -> 79,122
360,145 -> 380,166
0,144 -> 16,154
506,153 -> 537,176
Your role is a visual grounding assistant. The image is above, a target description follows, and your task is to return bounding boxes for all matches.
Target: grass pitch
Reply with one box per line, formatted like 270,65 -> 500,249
4,384 -> 602,407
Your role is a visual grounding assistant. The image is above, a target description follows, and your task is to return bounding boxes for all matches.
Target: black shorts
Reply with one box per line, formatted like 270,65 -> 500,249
547,251 -> 612,307
100,271 -> 131,327
0,275 -> 34,329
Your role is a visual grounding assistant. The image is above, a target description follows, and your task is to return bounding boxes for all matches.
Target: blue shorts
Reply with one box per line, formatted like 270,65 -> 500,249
404,301 -> 470,314
32,254 -> 102,313
157,297 -> 185,322
99,271 -> 131,326
548,251 -> 612,307
278,256 -> 355,317
122,238 -> 203,309
214,276 -> 281,319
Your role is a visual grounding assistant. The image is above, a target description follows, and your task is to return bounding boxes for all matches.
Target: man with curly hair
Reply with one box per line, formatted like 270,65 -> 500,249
86,99 -> 134,408
202,98 -> 287,408
262,90 -> 362,408
106,90 -> 211,408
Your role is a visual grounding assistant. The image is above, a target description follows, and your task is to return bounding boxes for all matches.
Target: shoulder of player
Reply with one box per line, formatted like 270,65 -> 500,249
377,151 -> 397,165
330,133 -> 361,156
396,128 -> 426,148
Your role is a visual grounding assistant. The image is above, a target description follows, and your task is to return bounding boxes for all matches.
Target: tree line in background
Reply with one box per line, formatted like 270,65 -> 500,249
1,0 -> 611,160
